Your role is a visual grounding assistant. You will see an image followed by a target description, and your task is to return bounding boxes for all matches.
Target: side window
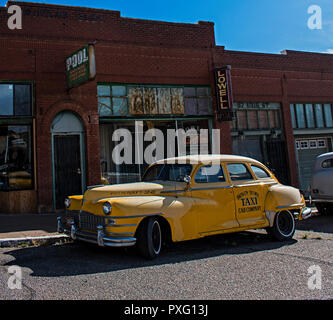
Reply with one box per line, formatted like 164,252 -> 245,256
227,163 -> 253,181
322,159 -> 333,169
194,164 -> 225,183
251,165 -> 271,179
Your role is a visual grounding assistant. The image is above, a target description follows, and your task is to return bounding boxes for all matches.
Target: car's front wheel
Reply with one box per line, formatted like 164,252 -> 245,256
266,210 -> 295,241
136,217 -> 162,259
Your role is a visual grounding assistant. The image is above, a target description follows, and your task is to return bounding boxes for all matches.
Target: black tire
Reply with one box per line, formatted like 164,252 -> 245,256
136,217 -> 162,259
266,210 -> 295,241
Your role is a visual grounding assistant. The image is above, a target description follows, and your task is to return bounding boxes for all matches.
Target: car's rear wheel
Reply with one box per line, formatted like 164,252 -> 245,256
136,217 -> 162,259
266,210 -> 295,241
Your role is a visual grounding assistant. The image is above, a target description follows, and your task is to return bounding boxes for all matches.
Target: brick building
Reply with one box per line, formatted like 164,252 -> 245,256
0,1 -> 332,213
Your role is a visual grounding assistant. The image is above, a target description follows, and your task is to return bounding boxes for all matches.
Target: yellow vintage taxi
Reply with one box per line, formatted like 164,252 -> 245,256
57,155 -> 312,259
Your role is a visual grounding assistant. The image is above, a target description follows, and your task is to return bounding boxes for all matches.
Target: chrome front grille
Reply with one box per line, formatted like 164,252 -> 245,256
79,212 -> 105,232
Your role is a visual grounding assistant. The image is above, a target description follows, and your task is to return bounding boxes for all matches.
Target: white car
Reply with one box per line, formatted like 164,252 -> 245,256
309,152 -> 333,215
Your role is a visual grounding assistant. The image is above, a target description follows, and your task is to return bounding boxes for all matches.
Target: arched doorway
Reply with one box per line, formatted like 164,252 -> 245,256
51,111 -> 85,210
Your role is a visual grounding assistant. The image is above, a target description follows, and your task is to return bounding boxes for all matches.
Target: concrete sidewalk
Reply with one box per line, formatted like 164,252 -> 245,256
0,213 -> 69,247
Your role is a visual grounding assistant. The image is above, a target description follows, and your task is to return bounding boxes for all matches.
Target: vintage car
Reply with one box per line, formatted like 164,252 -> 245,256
57,155 -> 312,259
309,152 -> 333,215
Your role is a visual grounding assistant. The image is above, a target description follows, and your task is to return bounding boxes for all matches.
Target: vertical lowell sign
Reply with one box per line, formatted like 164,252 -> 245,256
66,44 -> 96,88
214,66 -> 234,121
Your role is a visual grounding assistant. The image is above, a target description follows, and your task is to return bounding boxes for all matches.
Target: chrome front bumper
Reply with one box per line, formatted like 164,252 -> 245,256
297,207 -> 312,220
57,217 -> 136,247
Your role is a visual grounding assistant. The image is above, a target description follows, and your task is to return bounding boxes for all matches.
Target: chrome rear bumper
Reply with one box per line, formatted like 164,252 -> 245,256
57,217 -> 136,247
300,207 -> 312,220
291,207 -> 312,221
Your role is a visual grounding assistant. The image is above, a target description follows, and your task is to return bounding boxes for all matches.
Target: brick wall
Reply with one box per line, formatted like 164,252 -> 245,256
1,2 -> 215,212
1,1 -> 333,211
214,47 -> 333,186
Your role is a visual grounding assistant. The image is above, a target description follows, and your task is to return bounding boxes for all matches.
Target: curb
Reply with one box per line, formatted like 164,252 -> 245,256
0,234 -> 71,248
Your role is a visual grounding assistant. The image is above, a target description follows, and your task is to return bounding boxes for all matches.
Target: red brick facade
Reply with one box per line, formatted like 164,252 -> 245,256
1,1 -> 333,212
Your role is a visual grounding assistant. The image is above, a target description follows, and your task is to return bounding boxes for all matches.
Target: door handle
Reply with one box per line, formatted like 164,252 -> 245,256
77,168 -> 82,175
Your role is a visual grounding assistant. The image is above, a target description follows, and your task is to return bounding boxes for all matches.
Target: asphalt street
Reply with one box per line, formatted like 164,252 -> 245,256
0,216 -> 332,300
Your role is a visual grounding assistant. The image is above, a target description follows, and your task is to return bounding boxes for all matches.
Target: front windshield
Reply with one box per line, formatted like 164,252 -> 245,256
142,164 -> 193,182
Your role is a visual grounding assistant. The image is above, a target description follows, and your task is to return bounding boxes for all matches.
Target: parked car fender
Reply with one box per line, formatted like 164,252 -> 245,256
66,195 -> 83,211
95,195 -> 198,242
264,184 -> 305,226
309,152 -> 333,215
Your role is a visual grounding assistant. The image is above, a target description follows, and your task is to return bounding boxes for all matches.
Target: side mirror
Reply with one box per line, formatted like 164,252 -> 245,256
184,175 -> 191,190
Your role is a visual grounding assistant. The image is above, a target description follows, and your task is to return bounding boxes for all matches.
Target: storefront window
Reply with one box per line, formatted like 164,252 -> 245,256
258,110 -> 269,129
305,104 -> 315,128
0,125 -> 33,190
247,110 -> 258,130
100,119 -> 211,184
290,104 -> 296,129
290,103 -> 333,129
0,82 -> 33,190
232,102 -> 281,131
268,109 -> 280,128
236,110 -> 247,130
324,104 -> 333,127
0,85 -> 13,115
0,84 -> 32,116
295,104 -> 306,128
314,104 -> 324,128
98,84 -> 211,117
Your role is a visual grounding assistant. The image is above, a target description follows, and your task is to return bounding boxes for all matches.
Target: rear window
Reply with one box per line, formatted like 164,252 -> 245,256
322,159 -> 333,169
251,165 -> 271,179
227,163 -> 254,181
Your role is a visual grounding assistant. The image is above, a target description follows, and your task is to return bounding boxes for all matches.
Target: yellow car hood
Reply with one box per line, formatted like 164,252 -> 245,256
83,181 -> 176,202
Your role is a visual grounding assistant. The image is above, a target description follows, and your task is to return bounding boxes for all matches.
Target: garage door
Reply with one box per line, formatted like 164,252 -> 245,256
296,138 -> 329,192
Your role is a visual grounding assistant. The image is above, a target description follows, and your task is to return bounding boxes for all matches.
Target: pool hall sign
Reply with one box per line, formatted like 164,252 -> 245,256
66,44 -> 96,88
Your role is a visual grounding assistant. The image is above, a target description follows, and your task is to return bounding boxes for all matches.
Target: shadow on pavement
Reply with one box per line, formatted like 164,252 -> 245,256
0,213 -> 59,234
3,230 -> 297,277
296,214 -> 333,234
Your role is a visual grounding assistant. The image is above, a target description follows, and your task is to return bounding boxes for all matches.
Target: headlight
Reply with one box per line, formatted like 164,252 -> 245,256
103,202 -> 112,215
64,198 -> 71,208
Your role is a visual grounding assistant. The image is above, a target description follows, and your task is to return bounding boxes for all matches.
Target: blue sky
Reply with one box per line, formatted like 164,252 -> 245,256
8,0 -> 333,54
